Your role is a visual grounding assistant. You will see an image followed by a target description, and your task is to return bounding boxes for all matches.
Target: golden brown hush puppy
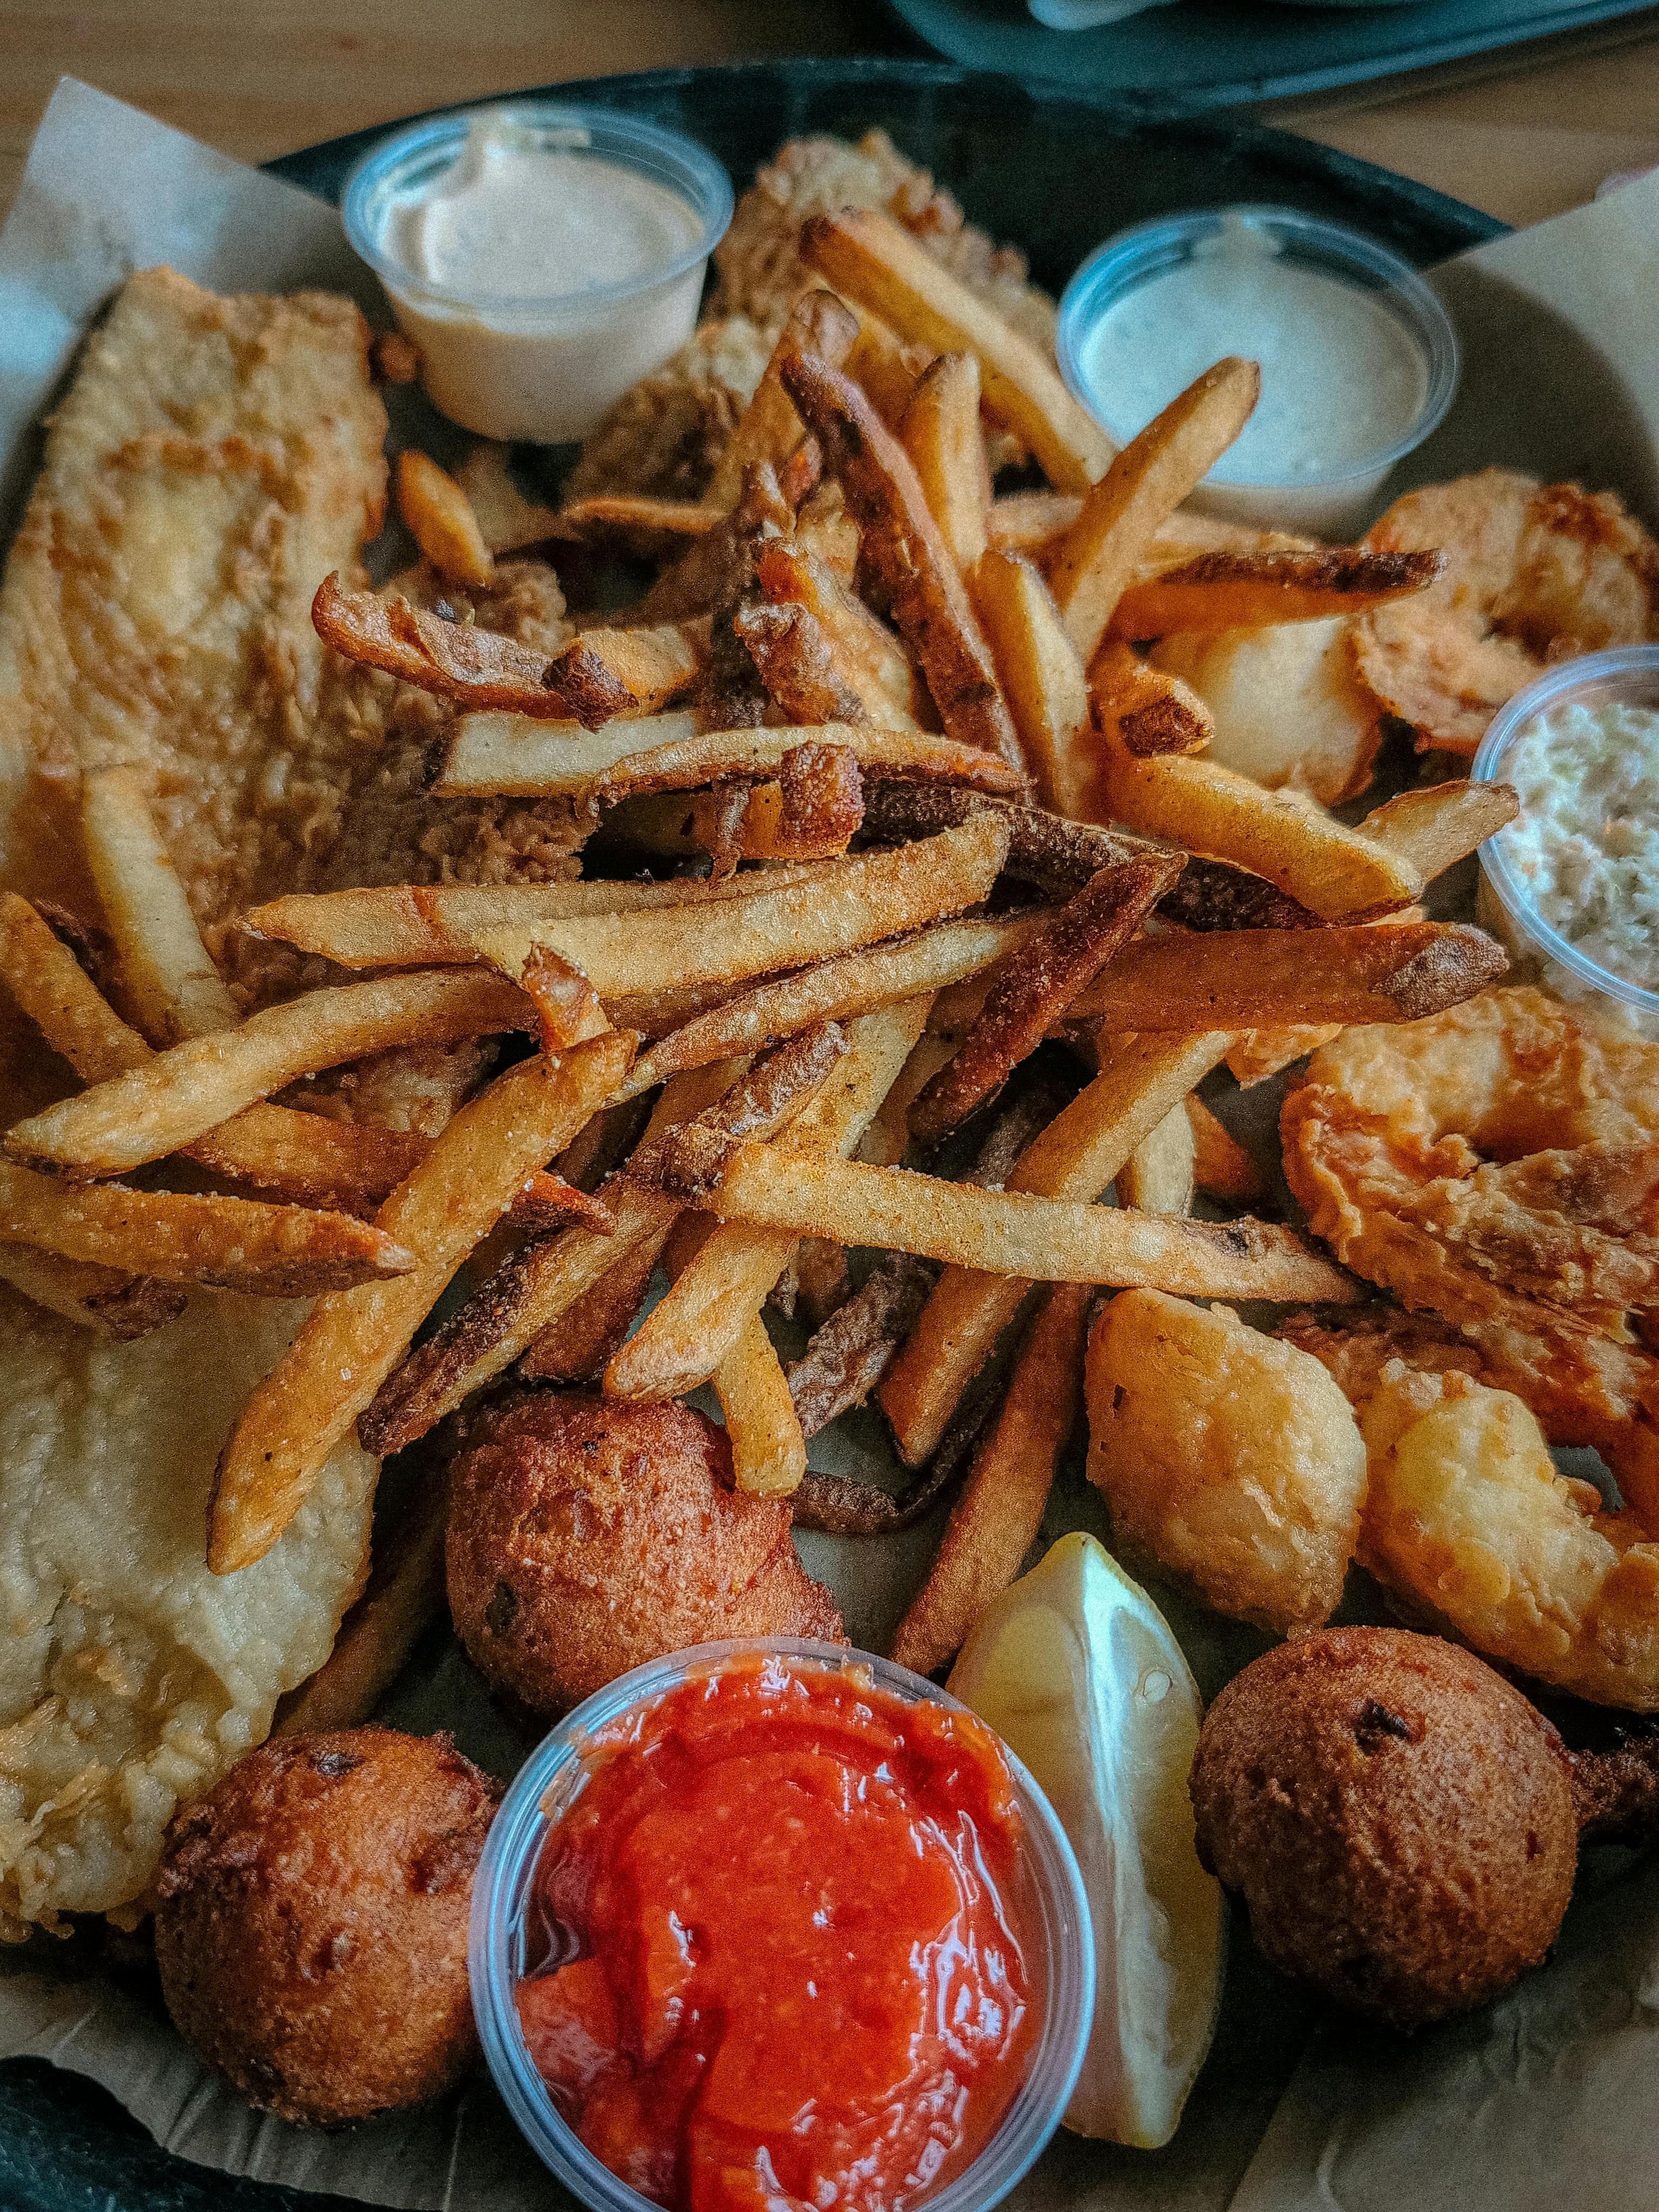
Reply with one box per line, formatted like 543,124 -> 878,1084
155,1728 -> 496,2125
446,1388 -> 845,1718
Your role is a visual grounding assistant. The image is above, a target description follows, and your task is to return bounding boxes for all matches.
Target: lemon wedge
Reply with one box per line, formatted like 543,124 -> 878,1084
948,1530 -> 1224,2147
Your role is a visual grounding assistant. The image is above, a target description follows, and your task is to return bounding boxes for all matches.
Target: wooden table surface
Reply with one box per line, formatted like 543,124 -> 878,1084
4,1 -> 1659,236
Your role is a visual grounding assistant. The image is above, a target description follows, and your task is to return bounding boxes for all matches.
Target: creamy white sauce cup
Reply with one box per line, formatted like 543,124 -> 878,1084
1056,206 -> 1459,539
343,103 -> 732,444
1473,645 -> 1659,1039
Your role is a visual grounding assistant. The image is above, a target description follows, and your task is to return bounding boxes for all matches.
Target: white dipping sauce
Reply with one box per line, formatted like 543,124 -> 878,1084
1495,696 -> 1659,994
1076,218 -> 1429,524
375,121 -> 710,443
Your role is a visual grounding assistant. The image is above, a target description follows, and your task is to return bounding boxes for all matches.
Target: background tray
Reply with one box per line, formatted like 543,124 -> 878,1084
883,0 -> 1659,107
3,53 -> 1501,2212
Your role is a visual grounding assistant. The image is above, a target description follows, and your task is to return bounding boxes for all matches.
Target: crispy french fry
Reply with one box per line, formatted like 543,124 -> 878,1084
0,1242 -> 185,1339
713,1313 -> 809,1495
1358,778 -> 1520,879
470,816 -> 1010,1005
737,743 -> 864,862
316,574 -> 605,718
800,209 -> 1112,495
859,782 -> 1142,898
779,345 -> 1023,770
517,1238 -> 659,1384
607,1003 -> 929,1401
436,715 -> 1017,805
619,917 -> 1037,1099
971,550 -> 1094,817
9,970 -> 536,1180
455,444 -> 561,554
845,310 -> 933,428
556,493 -> 722,537
1096,745 -> 1422,921
509,1171 -> 615,1236
880,1030 -> 1233,1463
541,623 -> 704,728
1185,1094 -> 1264,1204
755,540 -> 925,732
889,1280 -> 1090,1674
1070,920 -> 1506,1030
898,352 -> 990,576
358,1029 -> 847,1456
81,767 -> 239,1044
1156,854 -> 1323,934
706,289 -> 859,512
910,852 -> 1181,1144
988,491 -> 1083,552
787,1252 -> 936,1439
396,449 -> 493,589
1046,358 -> 1261,661
517,948 -> 607,1055
1089,638 -> 1214,761
1110,547 -> 1442,638
1117,1101 -> 1197,1217
644,1129 -> 1353,1301
210,1031 -> 633,1572
0,1161 -> 417,1296
735,602 -> 870,728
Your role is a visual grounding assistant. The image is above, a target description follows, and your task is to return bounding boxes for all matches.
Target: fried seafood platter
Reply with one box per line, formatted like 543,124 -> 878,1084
5,110 -> 1659,2191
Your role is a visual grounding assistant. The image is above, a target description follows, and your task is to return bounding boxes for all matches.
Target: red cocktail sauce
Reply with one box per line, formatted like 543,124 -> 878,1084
516,1656 -> 1039,2212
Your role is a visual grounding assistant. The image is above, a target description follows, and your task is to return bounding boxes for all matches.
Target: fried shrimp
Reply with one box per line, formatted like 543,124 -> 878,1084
1358,1364 -> 1659,1711
1282,989 -> 1659,1339
1354,470 -> 1659,753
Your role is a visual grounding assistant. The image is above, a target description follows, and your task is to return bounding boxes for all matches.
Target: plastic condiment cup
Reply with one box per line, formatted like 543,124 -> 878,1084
1056,205 -> 1459,538
342,102 -> 733,444
471,1637 -> 1095,2212
1472,644 -> 1659,1037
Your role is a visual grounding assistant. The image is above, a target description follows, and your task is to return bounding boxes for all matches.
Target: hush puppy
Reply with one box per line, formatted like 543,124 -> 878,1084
447,1389 -> 845,1717
1190,1628 -> 1578,2025
1087,1290 -> 1366,1637
155,1728 -> 496,2125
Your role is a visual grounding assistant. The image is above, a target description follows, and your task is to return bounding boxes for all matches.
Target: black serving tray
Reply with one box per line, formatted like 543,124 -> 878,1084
3,54 -> 1501,2212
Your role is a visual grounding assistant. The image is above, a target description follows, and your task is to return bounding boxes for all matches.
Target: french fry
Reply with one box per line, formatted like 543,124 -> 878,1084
697,459 -> 795,732
607,1002 -> 929,1401
735,602 -> 871,728
555,493 -> 722,538
779,345 -> 1024,769
455,443 -> 562,554
209,1031 -> 634,1572
880,1030 -> 1233,1463
1358,778 -> 1520,879
9,970 -> 536,1180
1089,638 -> 1214,760
642,1129 -> 1355,1302
706,289 -> 859,512
898,352 -> 990,575
844,310 -> 933,428
0,1242 -> 186,1339
988,491 -> 1083,552
81,767 -> 238,1043
509,1171 -> 615,1236
1156,854 -> 1323,934
243,858 -> 827,968
517,1237 -> 659,1384
0,1161 -> 418,1296
1045,357 -> 1261,661
1069,920 -> 1507,1030
800,208 -> 1112,495
971,551 -> 1094,816
517,947 -> 607,1054
909,852 -> 1182,1144
619,917 -> 1037,1099
1117,1101 -> 1197,1216
755,541 -> 925,732
358,1029 -> 848,1455
541,623 -> 704,728
315,574 -> 617,719
468,816 -> 1010,1006
859,782 -> 1142,898
889,1281 -> 1090,1674
787,1252 -> 937,1438
0,891 -> 431,1212
1095,744 -> 1422,921
713,1313 -> 809,1495
1186,1094 -> 1264,1204
435,715 -> 1017,803
732,744 -> 864,861
1110,546 -> 1442,638
396,449 -> 493,589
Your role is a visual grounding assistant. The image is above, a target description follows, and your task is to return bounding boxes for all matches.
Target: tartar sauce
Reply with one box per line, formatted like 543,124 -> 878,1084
1495,695 -> 1659,993
1075,218 -> 1428,491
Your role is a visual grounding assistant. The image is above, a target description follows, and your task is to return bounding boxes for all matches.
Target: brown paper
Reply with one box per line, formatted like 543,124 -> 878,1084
3,74 -> 1659,2212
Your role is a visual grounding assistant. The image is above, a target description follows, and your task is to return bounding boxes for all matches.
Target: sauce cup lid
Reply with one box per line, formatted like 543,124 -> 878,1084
1471,642 -> 1659,1018
343,101 -> 734,319
1056,203 -> 1460,494
470,1637 -> 1096,2212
